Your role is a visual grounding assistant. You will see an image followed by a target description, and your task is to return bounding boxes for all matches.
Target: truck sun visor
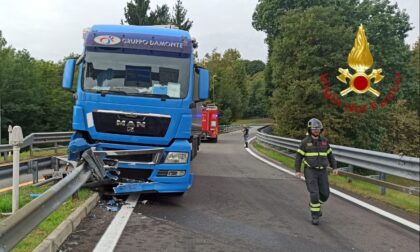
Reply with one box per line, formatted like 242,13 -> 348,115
85,32 -> 192,54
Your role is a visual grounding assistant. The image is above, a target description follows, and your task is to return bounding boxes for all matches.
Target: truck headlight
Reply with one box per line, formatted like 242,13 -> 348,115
164,152 -> 189,164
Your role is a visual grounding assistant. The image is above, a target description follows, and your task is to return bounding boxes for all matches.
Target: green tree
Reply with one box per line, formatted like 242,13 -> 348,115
123,0 -> 151,25
123,0 -> 170,26
406,39 -> 420,115
253,0 -> 417,155
244,71 -> 269,118
201,49 -> 248,124
0,31 -> 6,49
0,32 -> 73,139
123,0 -> 192,29
242,60 -> 265,76
171,0 -> 193,31
381,100 -> 420,156
149,4 -> 171,25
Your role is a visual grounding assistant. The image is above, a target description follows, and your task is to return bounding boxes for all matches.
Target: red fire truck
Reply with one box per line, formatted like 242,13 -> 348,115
201,104 -> 219,142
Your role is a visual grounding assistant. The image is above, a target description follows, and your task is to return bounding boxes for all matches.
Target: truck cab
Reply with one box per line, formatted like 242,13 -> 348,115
62,25 -> 209,194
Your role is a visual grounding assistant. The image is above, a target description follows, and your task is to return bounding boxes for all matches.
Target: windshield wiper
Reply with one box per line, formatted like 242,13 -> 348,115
96,90 -> 128,97
132,93 -> 171,100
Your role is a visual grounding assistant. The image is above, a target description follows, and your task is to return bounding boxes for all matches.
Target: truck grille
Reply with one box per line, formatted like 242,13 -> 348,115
118,154 -> 154,163
118,168 -> 152,180
93,111 -> 171,137
100,147 -> 162,164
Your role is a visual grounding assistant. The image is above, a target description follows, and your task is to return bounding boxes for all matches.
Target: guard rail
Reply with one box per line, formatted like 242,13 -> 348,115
0,149 -> 101,251
219,125 -> 243,133
256,126 -> 420,194
0,132 -> 73,159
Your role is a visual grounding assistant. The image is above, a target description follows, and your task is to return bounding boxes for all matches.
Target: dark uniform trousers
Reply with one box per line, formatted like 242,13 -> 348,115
304,168 -> 329,212
295,135 -> 337,215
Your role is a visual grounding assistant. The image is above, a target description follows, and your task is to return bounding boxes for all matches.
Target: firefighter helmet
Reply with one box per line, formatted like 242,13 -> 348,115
307,118 -> 323,134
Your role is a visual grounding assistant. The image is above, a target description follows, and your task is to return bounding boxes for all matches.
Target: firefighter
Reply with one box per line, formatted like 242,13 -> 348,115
294,118 -> 338,225
242,125 -> 249,148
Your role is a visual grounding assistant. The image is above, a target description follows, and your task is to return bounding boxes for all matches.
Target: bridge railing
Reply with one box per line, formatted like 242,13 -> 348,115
256,126 -> 420,195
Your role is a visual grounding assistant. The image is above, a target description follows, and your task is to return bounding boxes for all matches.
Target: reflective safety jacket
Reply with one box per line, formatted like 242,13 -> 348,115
294,135 -> 337,172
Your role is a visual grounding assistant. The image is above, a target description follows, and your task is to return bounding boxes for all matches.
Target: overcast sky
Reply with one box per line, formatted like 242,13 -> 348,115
0,0 -> 418,62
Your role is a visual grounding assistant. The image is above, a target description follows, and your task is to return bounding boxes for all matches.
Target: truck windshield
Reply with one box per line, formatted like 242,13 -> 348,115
83,52 -> 190,99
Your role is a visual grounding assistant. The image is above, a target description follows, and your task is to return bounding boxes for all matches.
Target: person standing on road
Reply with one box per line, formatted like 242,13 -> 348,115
294,118 -> 338,225
242,125 -> 249,148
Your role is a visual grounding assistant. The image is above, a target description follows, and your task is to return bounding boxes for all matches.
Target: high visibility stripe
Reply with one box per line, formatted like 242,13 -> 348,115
326,148 -> 333,154
303,160 -> 310,167
310,203 -> 321,207
304,152 -> 328,157
297,149 -> 306,155
310,207 -> 321,212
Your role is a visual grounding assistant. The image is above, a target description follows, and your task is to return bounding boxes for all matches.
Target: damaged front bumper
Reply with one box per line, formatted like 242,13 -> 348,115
81,147 -> 192,195
113,174 -> 193,194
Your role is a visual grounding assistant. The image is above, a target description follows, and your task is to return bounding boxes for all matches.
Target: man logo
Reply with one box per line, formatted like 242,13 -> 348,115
126,121 -> 135,133
116,119 -> 147,132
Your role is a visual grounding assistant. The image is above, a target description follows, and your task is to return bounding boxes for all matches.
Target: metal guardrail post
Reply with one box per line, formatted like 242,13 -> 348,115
29,144 -> 33,158
31,160 -> 39,184
54,157 -> 59,171
7,125 -> 12,157
54,142 -> 58,154
347,165 -> 353,183
379,173 -> 386,195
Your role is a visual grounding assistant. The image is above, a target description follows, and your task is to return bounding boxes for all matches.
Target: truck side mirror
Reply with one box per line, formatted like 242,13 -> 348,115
198,68 -> 209,100
62,59 -> 76,90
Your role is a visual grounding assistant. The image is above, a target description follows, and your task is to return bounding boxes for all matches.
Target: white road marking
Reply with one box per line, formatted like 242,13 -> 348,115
246,137 -> 420,232
93,193 -> 140,252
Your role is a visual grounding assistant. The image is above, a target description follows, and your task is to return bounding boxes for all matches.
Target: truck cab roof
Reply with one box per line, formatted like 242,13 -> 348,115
90,25 -> 191,40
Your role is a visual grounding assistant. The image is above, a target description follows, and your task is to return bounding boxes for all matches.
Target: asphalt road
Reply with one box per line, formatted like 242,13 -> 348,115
61,128 -> 420,252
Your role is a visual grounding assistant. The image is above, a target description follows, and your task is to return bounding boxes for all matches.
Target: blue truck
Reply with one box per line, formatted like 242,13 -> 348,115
62,25 -> 209,195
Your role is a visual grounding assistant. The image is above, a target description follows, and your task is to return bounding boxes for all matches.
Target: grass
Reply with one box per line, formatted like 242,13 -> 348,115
0,184 -> 92,252
0,147 -> 68,164
0,184 -> 52,215
231,118 -> 273,126
386,175 -> 420,188
252,141 -> 420,216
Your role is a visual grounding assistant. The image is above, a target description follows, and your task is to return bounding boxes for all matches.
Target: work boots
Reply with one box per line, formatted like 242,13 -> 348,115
311,212 -> 321,225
